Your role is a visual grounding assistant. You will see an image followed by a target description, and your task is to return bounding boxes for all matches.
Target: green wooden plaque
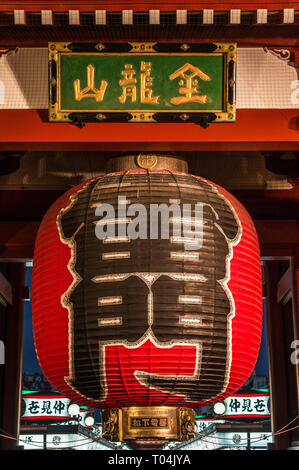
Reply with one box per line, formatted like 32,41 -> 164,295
49,42 -> 236,126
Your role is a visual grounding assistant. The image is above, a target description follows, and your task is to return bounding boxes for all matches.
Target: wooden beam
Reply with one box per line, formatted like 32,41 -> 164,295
0,26 -> 299,48
255,220 -> 299,247
0,109 -> 298,152
0,1 -> 298,12
233,186 -> 299,222
277,267 -> 292,303
0,190 -> 64,221
0,2 -> 298,50
0,272 -> 12,304
0,221 -> 40,260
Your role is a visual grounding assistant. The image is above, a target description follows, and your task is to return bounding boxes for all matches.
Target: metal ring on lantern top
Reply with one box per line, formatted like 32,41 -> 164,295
31,154 -> 263,443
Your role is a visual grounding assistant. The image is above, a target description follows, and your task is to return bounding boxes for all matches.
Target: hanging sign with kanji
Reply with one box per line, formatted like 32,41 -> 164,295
49,42 -> 236,125
220,394 -> 271,418
21,395 -> 70,419
20,393 -> 91,421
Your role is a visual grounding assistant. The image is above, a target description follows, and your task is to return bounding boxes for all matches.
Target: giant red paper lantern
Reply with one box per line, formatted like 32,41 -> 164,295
32,164 -> 263,415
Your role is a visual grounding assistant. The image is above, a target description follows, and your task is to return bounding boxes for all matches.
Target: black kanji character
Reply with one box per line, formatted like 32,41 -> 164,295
28,400 -> 40,414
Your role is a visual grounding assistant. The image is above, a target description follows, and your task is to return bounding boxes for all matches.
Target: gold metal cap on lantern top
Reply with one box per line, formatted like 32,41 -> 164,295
102,406 -> 196,443
136,153 -> 158,169
105,153 -> 188,173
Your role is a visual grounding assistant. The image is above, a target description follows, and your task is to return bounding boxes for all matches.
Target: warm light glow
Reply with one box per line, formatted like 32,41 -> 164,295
213,402 -> 226,415
67,403 -> 80,416
84,415 -> 95,427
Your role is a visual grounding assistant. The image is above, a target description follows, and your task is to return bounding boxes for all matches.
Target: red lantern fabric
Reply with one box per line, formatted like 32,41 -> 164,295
32,170 -> 263,408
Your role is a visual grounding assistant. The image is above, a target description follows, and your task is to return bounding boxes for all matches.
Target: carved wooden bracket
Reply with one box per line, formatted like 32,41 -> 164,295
262,151 -> 299,179
0,46 -> 17,58
266,47 -> 299,70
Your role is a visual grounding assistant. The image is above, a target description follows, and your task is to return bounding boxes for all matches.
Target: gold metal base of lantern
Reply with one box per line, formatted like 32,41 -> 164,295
102,406 -> 195,442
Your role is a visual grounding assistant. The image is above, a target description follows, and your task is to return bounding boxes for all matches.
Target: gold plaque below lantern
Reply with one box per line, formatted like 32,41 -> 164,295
102,406 -> 196,442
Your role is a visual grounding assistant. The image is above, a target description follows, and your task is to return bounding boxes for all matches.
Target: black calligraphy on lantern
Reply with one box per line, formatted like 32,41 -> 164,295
57,172 -> 241,403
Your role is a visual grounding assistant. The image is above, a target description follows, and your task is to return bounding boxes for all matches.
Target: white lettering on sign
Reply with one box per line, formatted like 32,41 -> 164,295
19,434 -> 44,450
196,420 -> 222,432
290,80 -> 299,104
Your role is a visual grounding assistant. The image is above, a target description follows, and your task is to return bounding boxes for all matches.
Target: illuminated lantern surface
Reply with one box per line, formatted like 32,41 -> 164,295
32,169 -> 263,409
